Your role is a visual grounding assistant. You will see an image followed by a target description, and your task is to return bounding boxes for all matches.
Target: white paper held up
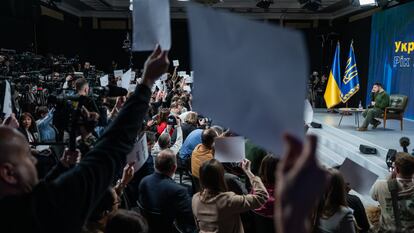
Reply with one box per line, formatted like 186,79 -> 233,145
187,4 -> 308,156
214,136 -> 245,163
173,60 -> 179,67
132,0 -> 171,51
304,99 -> 314,124
2,80 -> 12,117
122,69 -> 132,89
126,133 -> 149,172
339,158 -> 379,196
114,70 -> 123,79
100,75 -> 109,87
160,73 -> 168,81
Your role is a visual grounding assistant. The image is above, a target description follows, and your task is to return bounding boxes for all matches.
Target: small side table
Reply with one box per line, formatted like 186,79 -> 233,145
338,108 -> 365,128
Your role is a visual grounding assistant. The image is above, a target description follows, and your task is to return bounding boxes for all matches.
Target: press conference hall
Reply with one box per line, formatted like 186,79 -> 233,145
1,0 -> 414,233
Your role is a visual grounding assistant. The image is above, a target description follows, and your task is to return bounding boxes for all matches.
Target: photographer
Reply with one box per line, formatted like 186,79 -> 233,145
151,115 -> 183,157
0,45 -> 169,233
74,77 -> 100,114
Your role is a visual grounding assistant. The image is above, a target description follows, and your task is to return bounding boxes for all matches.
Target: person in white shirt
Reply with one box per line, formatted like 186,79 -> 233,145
151,115 -> 183,158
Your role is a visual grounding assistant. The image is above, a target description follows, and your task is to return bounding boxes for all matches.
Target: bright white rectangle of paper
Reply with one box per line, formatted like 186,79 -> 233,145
183,85 -> 192,93
178,71 -> 186,77
132,0 -> 171,51
122,69 -> 132,89
36,145 -> 50,152
155,80 -> 163,91
126,133 -> 149,172
187,4 -> 308,156
304,99 -> 314,124
114,70 -> 123,78
160,73 -> 168,81
173,60 -> 179,67
128,84 -> 137,93
131,71 -> 136,81
214,136 -> 245,163
339,158 -> 379,196
100,75 -> 109,87
3,80 -> 12,117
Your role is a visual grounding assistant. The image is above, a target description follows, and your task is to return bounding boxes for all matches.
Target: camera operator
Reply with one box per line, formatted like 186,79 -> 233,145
151,114 -> 183,158
74,77 -> 100,114
314,74 -> 328,108
0,45 -> 169,233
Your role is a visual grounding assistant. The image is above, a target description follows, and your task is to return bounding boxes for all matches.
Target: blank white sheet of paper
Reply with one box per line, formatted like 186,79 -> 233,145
132,0 -> 171,51
214,136 -> 245,163
187,4 -> 308,156
339,158 -> 379,196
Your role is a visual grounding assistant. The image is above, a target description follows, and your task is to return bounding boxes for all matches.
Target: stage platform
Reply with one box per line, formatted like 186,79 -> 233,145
309,109 -> 414,204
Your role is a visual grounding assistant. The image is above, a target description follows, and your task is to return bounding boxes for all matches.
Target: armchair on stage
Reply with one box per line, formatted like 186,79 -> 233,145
381,95 -> 408,130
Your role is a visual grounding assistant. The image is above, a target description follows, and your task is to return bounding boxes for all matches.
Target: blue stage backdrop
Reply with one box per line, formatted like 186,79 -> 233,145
368,2 -> 414,120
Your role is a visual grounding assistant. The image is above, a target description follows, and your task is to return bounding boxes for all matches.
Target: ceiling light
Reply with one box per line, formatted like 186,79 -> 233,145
359,0 -> 377,5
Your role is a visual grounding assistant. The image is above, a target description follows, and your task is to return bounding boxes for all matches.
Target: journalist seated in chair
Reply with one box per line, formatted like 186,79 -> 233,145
358,83 -> 390,132
138,149 -> 195,233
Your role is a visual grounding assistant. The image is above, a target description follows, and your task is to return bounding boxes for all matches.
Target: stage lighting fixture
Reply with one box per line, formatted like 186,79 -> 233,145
298,0 -> 321,11
359,0 -> 377,6
194,0 -> 222,4
256,0 -> 274,9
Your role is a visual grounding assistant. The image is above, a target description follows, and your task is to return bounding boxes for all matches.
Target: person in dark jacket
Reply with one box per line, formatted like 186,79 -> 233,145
138,149 -> 194,232
0,45 -> 169,233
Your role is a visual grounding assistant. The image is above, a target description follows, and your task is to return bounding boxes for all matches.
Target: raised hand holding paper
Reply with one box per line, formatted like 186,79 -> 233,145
122,69 -> 132,89
187,4 -> 308,156
114,70 -> 123,79
126,133 -> 149,172
173,60 -> 179,67
339,158 -> 378,195
160,73 -> 168,81
100,75 -> 109,87
214,136 -> 245,163
132,0 -> 171,51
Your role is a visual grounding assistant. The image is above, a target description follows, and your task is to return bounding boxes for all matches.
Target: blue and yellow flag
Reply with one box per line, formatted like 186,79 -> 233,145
324,43 -> 342,109
340,42 -> 360,103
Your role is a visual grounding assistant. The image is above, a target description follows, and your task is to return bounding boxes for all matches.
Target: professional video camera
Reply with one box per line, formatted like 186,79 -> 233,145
49,84 -> 128,148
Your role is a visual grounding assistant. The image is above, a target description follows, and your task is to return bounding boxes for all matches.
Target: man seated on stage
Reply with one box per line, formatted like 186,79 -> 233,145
358,83 -> 390,131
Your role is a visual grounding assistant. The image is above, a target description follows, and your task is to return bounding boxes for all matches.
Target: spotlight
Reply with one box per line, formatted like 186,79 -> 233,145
298,0 -> 321,11
256,0 -> 274,9
359,0 -> 377,6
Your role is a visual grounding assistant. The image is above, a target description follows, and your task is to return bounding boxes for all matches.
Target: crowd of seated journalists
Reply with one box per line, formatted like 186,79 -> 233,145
0,46 -> 413,233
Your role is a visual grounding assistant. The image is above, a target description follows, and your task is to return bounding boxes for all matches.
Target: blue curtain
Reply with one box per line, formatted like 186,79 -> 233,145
368,2 -> 414,119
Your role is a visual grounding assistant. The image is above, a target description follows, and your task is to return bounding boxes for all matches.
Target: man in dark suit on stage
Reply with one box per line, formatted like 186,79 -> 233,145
358,83 -> 390,131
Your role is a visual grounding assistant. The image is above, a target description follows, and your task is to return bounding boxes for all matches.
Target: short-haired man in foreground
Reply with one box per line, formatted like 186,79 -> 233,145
358,83 -> 390,131
138,149 -> 194,232
371,152 -> 414,232
0,45 -> 169,233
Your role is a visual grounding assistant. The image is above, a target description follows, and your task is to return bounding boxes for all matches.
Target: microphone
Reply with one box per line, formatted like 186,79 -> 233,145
400,137 -> 410,153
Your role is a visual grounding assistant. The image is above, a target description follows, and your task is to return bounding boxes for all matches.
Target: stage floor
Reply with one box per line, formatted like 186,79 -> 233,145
310,109 -> 414,205
313,109 -> 414,152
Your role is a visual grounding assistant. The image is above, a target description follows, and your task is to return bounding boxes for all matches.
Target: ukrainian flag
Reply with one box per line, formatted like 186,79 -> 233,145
340,41 -> 360,103
324,43 -> 342,109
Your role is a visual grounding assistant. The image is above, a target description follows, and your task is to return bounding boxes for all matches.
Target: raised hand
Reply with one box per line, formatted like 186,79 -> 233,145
61,149 -> 81,168
142,44 -> 170,88
275,134 -> 330,233
121,162 -> 135,185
